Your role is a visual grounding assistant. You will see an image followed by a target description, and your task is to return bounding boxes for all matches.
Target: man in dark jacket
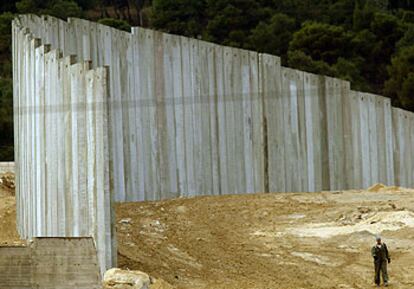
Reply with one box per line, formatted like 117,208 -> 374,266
371,235 -> 390,287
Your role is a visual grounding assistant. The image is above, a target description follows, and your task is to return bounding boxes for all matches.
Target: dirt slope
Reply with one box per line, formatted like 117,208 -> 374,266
0,173 -> 21,245
117,186 -> 414,289
2,173 -> 414,288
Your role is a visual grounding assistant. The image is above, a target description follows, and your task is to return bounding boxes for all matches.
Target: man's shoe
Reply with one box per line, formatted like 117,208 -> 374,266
384,282 -> 389,287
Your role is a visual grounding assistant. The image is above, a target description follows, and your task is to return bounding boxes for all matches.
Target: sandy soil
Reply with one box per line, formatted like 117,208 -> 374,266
2,172 -> 414,288
117,185 -> 414,289
0,173 -> 21,246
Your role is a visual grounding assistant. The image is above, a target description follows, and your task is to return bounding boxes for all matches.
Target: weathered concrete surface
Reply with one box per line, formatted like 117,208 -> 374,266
12,19 -> 115,274
0,162 -> 15,174
0,237 -> 101,289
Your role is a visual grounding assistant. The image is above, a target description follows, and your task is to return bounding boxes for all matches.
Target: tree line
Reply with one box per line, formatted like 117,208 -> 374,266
1,0 -> 413,160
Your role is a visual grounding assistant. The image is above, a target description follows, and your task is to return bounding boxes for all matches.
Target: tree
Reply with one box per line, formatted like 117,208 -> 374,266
247,13 -> 295,59
332,57 -> 369,91
328,0 -> 355,28
16,0 -> 83,19
396,24 -> 414,51
384,46 -> 414,109
206,0 -> 267,46
364,12 -> 404,90
151,0 -> 205,37
98,17 -> 131,31
287,49 -> 335,76
289,21 -> 353,65
43,0 -> 83,19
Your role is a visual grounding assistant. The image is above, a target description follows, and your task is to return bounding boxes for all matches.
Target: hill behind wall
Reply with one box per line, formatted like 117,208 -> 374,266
12,14 -> 414,272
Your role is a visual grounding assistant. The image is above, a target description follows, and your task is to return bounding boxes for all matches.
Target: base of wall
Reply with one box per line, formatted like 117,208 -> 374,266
0,237 -> 102,288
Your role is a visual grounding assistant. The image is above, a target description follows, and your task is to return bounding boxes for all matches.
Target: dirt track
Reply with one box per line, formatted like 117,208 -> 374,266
117,185 -> 414,289
2,172 -> 414,288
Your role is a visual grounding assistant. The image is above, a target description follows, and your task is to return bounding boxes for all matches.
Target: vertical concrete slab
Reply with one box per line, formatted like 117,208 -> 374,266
130,28 -> 146,201
367,93 -> 379,185
304,72 -> 324,192
231,49 -> 246,194
124,32 -> 138,201
207,43 -> 221,195
359,92 -> 371,188
161,33 -> 179,198
189,38 -> 204,195
170,34 -> 187,195
241,49 -> 254,193
375,95 -> 387,184
324,77 -> 346,190
63,55 -> 76,236
281,67 -> 302,192
341,81 -> 353,189
250,52 -> 264,193
384,98 -> 395,185
56,54 -> 66,236
181,36 -> 196,196
349,91 -> 363,188
215,44 -> 228,195
109,28 -> 126,202
223,47 -> 237,194
119,32 -> 132,202
295,69 -> 308,191
134,28 -> 155,199
198,41 -> 213,194
260,54 -> 284,192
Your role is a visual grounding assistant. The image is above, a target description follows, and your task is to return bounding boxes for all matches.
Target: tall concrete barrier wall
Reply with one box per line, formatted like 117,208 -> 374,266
0,238 -> 101,289
12,19 -> 115,273
13,14 -> 414,272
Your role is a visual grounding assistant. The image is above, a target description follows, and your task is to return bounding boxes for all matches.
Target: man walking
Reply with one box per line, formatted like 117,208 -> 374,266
371,235 -> 391,287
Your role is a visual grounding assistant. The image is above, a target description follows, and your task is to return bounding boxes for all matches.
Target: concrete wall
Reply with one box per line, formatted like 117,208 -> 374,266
12,20 -> 115,273
13,14 -> 414,273
0,238 -> 101,289
0,162 -> 14,174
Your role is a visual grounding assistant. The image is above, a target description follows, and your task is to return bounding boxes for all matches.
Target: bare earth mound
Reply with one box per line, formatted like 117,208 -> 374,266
117,186 -> 414,289
0,173 -> 21,246
2,175 -> 414,288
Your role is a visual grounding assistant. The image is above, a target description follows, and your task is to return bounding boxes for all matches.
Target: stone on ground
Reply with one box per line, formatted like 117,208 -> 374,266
103,268 -> 150,289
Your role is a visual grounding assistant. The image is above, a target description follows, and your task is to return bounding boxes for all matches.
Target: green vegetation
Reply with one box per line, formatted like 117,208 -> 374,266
0,0 -> 414,160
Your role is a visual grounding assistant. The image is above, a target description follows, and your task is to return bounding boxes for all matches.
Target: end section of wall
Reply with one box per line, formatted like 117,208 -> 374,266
0,238 -> 101,289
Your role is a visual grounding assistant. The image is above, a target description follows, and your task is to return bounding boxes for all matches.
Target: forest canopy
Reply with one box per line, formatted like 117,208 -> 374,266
1,0 -> 414,160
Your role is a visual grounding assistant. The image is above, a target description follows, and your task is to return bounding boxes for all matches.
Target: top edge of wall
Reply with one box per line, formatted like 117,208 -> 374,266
350,89 -> 392,103
14,14 -> 402,112
14,17 -> 106,73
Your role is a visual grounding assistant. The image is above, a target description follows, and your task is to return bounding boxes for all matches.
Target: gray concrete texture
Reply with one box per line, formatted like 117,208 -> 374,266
0,237 -> 101,289
12,19 -> 115,274
12,14 -> 414,272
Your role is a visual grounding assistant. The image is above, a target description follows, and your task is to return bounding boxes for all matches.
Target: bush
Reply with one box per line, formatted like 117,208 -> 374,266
98,18 -> 131,32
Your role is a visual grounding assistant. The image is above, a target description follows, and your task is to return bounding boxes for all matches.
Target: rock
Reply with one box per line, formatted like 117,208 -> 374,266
103,268 -> 151,289
367,183 -> 386,192
175,206 -> 187,214
119,218 -> 132,224
0,173 -> 15,192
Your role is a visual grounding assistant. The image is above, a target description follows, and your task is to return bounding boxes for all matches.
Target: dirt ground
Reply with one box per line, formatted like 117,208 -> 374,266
0,172 -> 21,246
117,184 -> 414,289
2,171 -> 414,288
